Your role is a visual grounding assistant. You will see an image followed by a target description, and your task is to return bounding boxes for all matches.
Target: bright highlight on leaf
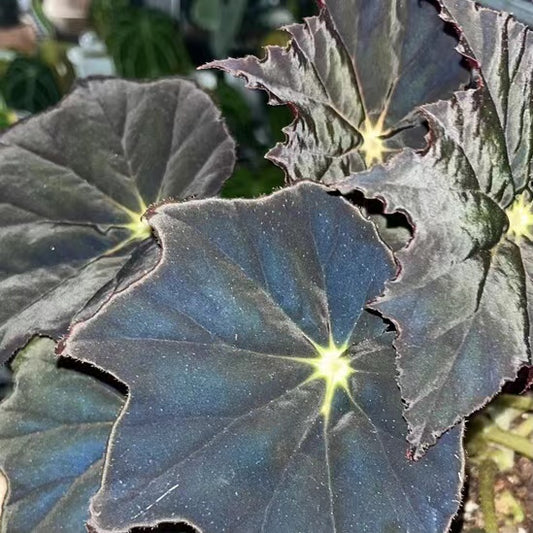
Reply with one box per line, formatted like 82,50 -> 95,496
297,339 -> 353,420
124,214 -> 153,243
506,192 -> 533,243
359,117 -> 392,167
108,202 -> 154,256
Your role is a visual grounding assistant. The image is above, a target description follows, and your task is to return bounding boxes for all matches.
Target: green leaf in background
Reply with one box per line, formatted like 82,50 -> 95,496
221,162 -> 283,198
204,0 -> 470,183
89,0 -> 129,40
38,39 -> 76,95
0,56 -> 61,114
0,337 -> 122,532
213,80 -> 256,150
192,0 -> 248,58
191,0 -> 222,32
106,7 -> 192,78
0,95 -> 16,131
337,0 -> 532,457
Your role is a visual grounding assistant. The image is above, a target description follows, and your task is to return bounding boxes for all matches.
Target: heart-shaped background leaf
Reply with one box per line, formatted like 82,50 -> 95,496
0,77 -> 235,363
203,0 -> 469,184
66,183 -> 464,533
337,0 -> 532,457
0,337 -> 122,532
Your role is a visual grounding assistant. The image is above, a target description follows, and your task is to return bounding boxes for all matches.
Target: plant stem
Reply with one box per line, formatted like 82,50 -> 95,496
485,426 -> 533,459
478,459 -> 499,533
494,394 -> 533,412
515,417 -> 533,437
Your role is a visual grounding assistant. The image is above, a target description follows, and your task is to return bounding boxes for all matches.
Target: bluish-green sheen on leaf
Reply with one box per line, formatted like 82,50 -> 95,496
203,0 -> 469,184
65,183 -> 464,533
0,337 -> 122,532
337,0 -> 532,457
0,77 -> 235,362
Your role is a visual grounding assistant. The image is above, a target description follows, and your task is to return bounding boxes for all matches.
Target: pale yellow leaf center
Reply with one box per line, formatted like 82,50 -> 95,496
506,191 -> 533,243
103,199 -> 152,257
359,116 -> 391,167
295,339 -> 355,422
125,215 -> 152,241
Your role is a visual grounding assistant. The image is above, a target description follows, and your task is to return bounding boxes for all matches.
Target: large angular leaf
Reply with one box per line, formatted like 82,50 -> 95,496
203,0 -> 469,184
65,183 -> 464,533
337,0 -> 532,457
0,337 -> 122,532
0,77 -> 235,362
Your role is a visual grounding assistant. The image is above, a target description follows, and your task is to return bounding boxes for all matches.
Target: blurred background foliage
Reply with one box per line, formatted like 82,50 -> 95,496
0,0 -> 320,198
0,2 -> 531,532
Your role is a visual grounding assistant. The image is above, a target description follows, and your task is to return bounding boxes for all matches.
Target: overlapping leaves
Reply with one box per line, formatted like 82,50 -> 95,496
65,183 -> 464,533
0,77 -> 235,362
337,0 -> 532,457
205,0 -> 469,183
0,337 -> 122,532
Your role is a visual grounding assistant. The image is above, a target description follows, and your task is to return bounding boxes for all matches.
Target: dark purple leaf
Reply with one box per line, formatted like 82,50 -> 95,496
0,77 -> 235,362
203,0 -> 469,183
337,0 -> 532,457
65,183 -> 464,533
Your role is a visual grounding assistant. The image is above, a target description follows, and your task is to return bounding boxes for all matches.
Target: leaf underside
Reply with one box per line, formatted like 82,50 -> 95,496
0,337 -> 122,532
66,183 -> 464,533
204,0 -> 469,184
337,0 -> 533,457
0,77 -> 235,363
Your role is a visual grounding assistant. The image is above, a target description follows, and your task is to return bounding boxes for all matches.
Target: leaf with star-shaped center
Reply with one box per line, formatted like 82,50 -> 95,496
202,0 -> 470,184
0,77 -> 235,363
336,0 -> 532,457
65,183 -> 464,533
